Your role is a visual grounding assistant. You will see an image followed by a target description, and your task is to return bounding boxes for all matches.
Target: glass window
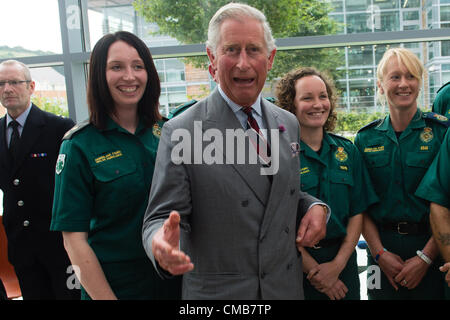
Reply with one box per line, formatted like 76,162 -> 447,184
329,0 -> 344,12
401,0 -> 420,8
346,0 -> 370,12
348,46 -> 373,66
30,66 -> 68,117
346,13 -> 371,33
376,12 -> 400,32
377,0 -> 399,10
403,11 -> 419,21
441,6 -> 450,22
442,41 -> 450,56
0,0 -> 62,58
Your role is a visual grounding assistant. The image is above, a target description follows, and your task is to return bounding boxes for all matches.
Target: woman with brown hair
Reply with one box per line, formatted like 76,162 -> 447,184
276,67 -> 378,300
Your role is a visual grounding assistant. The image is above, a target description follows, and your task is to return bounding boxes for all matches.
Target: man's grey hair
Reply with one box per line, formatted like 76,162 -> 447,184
0,59 -> 32,81
206,2 -> 276,56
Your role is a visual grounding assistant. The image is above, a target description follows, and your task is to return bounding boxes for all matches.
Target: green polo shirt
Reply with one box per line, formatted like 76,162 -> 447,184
415,129 -> 450,208
51,117 -> 164,263
300,133 -> 378,239
432,82 -> 450,118
354,109 -> 448,224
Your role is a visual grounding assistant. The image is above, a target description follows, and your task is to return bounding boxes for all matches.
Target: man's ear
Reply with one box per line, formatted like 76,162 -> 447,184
267,48 -> 276,71
206,47 -> 216,67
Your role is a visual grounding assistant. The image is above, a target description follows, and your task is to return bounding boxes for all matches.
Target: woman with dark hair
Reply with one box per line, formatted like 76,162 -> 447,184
50,31 -> 181,300
276,67 -> 378,300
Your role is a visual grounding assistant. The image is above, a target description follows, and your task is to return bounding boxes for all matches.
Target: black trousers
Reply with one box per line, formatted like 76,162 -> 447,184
13,254 -> 80,300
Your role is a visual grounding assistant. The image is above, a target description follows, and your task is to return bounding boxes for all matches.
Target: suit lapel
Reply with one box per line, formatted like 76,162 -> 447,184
12,104 -> 45,174
260,101 -> 294,237
202,90 -> 271,205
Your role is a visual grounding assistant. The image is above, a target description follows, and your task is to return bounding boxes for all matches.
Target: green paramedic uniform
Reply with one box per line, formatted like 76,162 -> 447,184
432,82 -> 450,118
300,133 -> 379,300
50,117 -> 181,300
416,129 -> 450,299
354,109 -> 449,300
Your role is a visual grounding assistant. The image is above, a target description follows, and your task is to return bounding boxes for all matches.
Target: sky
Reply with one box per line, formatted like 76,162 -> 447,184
0,0 -> 103,54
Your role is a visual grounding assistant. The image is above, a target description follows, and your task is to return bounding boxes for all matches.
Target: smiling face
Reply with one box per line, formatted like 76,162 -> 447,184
207,17 -> 276,107
378,56 -> 420,111
293,75 -> 331,130
106,40 -> 148,111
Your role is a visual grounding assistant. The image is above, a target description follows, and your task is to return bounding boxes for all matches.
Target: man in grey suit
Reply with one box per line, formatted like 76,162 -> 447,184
142,3 -> 328,299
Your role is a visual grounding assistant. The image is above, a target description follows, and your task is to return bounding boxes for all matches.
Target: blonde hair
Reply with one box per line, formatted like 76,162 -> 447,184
376,48 -> 423,104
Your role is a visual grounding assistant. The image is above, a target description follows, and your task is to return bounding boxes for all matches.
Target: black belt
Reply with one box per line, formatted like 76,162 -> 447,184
381,221 -> 429,235
312,237 -> 343,249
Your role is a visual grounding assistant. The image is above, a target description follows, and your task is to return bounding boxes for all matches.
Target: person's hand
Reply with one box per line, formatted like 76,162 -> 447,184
439,262 -> 450,287
394,255 -> 429,290
296,204 -> 327,247
322,279 -> 348,300
307,261 -> 341,291
377,251 -> 404,290
151,211 -> 194,275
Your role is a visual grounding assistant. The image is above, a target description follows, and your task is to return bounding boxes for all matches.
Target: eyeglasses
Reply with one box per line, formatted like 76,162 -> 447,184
0,80 -> 31,88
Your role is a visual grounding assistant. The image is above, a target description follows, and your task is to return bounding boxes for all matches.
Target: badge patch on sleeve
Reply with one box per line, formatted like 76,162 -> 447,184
55,154 -> 66,175
152,123 -> 161,138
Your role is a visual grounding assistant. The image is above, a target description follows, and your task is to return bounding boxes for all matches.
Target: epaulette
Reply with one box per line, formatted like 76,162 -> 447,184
63,120 -> 90,140
436,81 -> 450,94
264,97 -> 276,104
422,112 -> 450,127
168,100 -> 198,119
357,119 -> 382,133
328,132 -> 352,143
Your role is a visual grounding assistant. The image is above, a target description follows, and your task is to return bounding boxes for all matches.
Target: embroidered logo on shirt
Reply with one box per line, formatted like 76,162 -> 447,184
335,147 -> 348,162
94,150 -> 123,164
419,127 -> 433,143
55,154 -> 66,175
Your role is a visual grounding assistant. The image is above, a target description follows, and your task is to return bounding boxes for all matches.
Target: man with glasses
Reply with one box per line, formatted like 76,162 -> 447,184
0,60 -> 78,299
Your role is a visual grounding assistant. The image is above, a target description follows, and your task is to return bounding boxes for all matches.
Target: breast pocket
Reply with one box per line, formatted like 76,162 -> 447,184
363,152 -> 390,193
92,158 -> 136,182
300,172 -> 319,193
330,170 -> 354,187
405,151 -> 436,191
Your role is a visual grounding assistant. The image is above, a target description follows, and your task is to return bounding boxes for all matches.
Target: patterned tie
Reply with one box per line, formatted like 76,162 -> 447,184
9,120 -> 20,161
242,107 -> 270,165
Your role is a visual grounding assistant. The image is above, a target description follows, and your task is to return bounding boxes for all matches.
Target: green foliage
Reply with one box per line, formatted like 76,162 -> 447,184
133,0 -> 344,80
335,111 -> 387,135
32,96 -> 69,117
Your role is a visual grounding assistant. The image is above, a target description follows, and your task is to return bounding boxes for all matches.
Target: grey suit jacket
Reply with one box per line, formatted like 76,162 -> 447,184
142,89 -> 319,299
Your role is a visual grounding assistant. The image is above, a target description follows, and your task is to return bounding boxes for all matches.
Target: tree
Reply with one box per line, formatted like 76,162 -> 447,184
133,0 -> 344,81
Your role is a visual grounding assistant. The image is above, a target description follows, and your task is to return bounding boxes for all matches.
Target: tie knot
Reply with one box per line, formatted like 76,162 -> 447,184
9,120 -> 19,129
242,107 -> 253,116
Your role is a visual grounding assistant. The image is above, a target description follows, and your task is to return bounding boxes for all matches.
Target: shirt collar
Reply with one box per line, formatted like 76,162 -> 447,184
6,102 -> 32,128
217,85 -> 262,116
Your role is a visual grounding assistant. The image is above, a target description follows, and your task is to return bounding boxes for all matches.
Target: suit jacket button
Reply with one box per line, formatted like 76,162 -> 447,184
260,272 -> 266,279
290,188 -> 295,195
241,200 -> 249,207
17,200 -> 24,207
23,220 -> 30,227
13,179 -> 20,186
